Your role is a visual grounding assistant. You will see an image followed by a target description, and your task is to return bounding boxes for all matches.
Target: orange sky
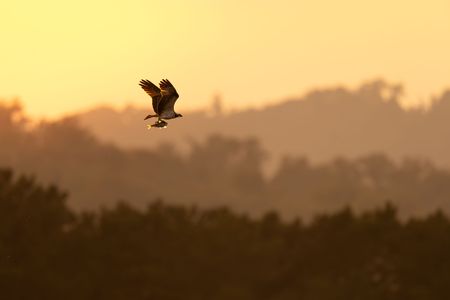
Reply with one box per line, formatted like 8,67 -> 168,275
1,0 -> 449,118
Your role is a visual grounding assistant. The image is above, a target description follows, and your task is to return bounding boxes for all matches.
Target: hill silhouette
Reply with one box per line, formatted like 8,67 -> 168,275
76,79 -> 450,168
1,98 -> 450,219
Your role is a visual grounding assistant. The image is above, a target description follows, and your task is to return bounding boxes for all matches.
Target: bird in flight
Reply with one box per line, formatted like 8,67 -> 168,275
139,78 -> 182,129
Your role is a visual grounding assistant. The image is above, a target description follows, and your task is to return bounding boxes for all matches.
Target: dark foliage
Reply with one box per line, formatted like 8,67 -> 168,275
1,169 -> 450,299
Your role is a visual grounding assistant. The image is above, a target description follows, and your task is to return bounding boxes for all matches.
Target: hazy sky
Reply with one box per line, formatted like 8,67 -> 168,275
1,0 -> 449,118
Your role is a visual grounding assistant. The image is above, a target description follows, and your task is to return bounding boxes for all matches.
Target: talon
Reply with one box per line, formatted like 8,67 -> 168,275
147,124 -> 152,130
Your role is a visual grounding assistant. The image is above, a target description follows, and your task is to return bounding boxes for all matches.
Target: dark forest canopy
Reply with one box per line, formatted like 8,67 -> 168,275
1,168 -> 450,300
1,100 -> 450,219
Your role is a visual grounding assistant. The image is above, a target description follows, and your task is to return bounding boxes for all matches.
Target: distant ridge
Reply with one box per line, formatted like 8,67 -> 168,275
75,80 -> 450,168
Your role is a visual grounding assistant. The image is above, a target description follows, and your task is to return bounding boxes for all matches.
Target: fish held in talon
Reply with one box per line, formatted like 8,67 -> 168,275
151,120 -> 168,128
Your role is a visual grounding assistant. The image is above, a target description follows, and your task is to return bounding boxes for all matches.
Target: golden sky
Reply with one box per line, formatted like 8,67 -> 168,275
1,0 -> 449,118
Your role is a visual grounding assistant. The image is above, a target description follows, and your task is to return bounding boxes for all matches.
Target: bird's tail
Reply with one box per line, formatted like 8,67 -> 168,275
144,114 -> 158,120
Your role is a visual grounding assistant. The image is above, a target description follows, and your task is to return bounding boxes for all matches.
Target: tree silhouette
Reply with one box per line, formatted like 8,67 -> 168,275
2,168 -> 450,299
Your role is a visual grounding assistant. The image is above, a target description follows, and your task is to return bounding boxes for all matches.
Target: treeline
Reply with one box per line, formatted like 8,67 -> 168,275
2,101 -> 450,218
1,168 -> 450,299
2,101 -> 450,219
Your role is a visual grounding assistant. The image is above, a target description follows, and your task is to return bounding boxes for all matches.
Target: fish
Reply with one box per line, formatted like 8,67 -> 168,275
147,119 -> 168,129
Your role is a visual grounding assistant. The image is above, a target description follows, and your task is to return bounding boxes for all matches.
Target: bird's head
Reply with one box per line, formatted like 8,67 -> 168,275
176,113 -> 183,118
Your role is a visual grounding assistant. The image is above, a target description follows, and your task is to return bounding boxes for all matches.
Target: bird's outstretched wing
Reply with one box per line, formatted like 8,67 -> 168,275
158,79 -> 179,114
139,79 -> 161,114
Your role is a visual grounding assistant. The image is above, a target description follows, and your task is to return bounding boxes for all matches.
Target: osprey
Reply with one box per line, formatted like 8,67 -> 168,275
139,78 -> 182,128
